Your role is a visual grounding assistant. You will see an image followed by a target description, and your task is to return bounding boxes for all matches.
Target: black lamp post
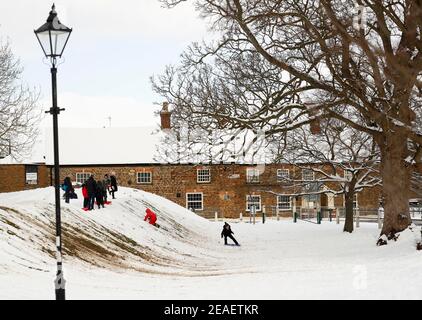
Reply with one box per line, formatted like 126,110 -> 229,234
34,4 -> 72,301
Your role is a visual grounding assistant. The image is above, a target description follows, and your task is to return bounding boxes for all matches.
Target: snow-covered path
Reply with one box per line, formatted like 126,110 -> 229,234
0,188 -> 421,300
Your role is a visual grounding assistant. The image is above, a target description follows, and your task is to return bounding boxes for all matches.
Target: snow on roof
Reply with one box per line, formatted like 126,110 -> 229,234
0,154 -> 45,165
45,127 -> 164,165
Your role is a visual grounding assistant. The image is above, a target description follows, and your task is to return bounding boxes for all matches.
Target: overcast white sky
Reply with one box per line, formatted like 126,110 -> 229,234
0,0 -> 208,130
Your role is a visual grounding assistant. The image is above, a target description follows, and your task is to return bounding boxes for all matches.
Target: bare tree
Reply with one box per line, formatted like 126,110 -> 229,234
154,0 -> 422,241
0,41 -> 41,160
270,120 -> 381,233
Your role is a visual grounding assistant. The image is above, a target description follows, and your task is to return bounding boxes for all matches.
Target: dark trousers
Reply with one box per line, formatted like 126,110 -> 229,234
110,188 -> 116,199
83,198 -> 89,209
96,196 -> 104,208
88,195 -> 95,210
224,235 -> 239,245
65,191 -> 70,203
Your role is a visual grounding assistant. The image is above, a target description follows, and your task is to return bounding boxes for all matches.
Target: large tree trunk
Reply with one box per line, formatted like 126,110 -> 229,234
343,190 -> 354,233
379,133 -> 412,237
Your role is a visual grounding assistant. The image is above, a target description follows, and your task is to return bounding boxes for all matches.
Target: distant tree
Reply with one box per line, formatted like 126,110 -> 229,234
154,0 -> 422,242
270,120 -> 381,233
0,41 -> 41,160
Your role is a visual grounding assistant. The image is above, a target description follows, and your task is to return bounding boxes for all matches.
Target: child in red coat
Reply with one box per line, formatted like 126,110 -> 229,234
82,183 -> 89,211
144,208 -> 157,226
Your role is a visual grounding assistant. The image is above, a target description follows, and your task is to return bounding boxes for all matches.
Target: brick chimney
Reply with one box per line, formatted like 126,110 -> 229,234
309,108 -> 321,135
160,102 -> 172,130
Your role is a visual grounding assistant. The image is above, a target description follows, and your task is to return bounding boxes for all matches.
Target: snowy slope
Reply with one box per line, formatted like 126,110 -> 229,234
0,187 -> 221,277
1,187 -> 422,299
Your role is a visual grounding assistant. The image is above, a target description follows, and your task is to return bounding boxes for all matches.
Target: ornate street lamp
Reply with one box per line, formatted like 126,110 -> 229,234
34,4 -> 72,301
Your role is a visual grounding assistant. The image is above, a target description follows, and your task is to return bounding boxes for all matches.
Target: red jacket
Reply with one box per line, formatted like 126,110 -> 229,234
82,186 -> 88,199
144,208 -> 157,225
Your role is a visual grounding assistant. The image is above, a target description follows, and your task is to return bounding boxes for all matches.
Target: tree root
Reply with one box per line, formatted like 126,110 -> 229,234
376,231 -> 400,246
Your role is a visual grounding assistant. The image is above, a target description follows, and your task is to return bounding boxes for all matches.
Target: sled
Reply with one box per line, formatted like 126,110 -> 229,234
82,208 -> 89,211
105,201 -> 112,205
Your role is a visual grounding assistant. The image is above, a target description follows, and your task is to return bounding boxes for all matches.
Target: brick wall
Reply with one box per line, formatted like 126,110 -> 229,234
0,164 -> 50,193
57,163 -> 383,219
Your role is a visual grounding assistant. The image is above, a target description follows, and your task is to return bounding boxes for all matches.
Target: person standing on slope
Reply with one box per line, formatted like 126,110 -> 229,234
110,174 -> 118,199
95,180 -> 106,209
81,182 -> 89,210
221,222 -> 240,246
62,177 -> 74,204
86,175 -> 97,211
103,174 -> 111,204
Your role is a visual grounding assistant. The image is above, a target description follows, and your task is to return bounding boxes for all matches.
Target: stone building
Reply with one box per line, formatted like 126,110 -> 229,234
0,116 -> 393,219
3,107 -> 416,219
0,162 -> 50,193
57,162 -> 383,219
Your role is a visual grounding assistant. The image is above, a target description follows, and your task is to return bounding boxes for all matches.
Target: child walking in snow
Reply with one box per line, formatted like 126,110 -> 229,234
221,222 -> 240,246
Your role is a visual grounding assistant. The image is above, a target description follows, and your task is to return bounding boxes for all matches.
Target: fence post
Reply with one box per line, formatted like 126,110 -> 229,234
262,205 -> 266,224
293,211 -> 297,223
377,207 -> 382,229
336,209 -> 340,224
356,209 -> 360,228
240,212 -> 243,222
253,206 -> 256,225
317,211 -> 321,224
329,209 -> 332,222
277,207 -> 280,221
215,211 -> 218,222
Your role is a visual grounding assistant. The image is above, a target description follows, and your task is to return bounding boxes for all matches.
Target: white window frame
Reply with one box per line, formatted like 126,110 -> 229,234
76,172 -> 91,185
197,169 -> 211,183
277,195 -> 292,210
277,169 -> 290,182
246,195 -> 262,212
247,168 -> 260,183
302,169 -> 315,181
137,172 -> 152,184
25,166 -> 38,185
186,193 -> 204,211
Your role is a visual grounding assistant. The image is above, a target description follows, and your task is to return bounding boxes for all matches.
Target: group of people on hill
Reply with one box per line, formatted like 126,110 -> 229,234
61,174 -> 118,211
62,175 -> 240,246
81,174 -> 118,211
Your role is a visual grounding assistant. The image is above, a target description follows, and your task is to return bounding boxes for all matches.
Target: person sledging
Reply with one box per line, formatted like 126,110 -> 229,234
221,222 -> 240,246
144,208 -> 158,227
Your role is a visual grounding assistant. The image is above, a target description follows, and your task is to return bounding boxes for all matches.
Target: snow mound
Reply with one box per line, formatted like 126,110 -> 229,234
0,187 -> 217,276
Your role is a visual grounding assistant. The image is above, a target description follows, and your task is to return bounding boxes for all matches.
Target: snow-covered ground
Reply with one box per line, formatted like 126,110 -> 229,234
0,187 -> 421,300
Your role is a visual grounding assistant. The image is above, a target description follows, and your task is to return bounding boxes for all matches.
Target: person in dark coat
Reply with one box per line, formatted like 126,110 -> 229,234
86,176 -> 97,211
110,174 -> 118,199
221,222 -> 239,246
95,180 -> 106,209
62,177 -> 74,204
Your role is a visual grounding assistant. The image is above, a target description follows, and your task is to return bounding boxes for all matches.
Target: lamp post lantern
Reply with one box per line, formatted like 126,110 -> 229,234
34,3 -> 72,301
